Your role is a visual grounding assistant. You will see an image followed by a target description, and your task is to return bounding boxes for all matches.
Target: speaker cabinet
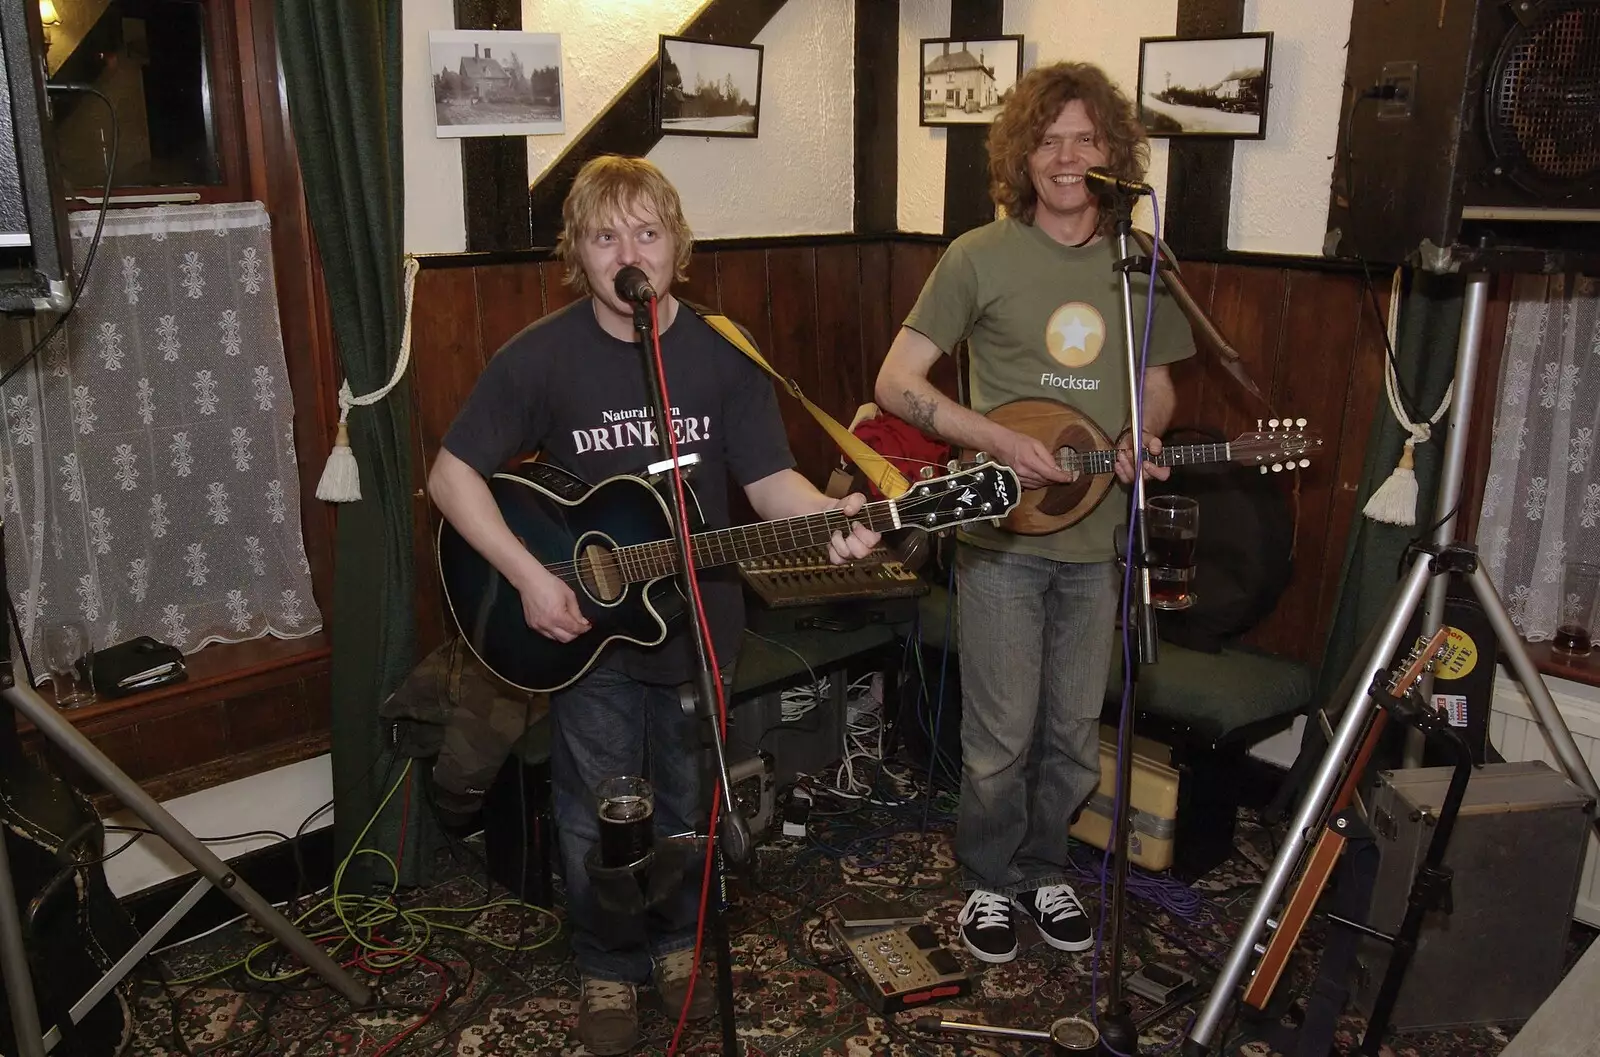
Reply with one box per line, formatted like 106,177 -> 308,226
0,0 -> 71,314
1326,0 -> 1600,271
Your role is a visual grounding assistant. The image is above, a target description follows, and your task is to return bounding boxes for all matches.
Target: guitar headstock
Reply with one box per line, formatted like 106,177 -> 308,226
1384,627 -> 1452,701
1232,417 -> 1324,474
893,461 -> 1021,532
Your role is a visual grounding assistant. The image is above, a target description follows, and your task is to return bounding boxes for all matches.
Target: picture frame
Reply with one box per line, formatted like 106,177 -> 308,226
1136,33 -> 1272,140
430,30 -> 564,137
918,35 -> 1024,126
657,35 -> 764,138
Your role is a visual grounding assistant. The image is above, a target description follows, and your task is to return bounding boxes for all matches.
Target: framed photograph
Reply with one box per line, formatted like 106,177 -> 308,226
430,30 -> 564,137
1136,33 -> 1272,139
919,36 -> 1023,126
657,36 -> 764,138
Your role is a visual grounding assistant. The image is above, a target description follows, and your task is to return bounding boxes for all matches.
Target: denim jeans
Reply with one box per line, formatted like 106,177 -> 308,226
954,545 -> 1119,895
550,664 -> 704,982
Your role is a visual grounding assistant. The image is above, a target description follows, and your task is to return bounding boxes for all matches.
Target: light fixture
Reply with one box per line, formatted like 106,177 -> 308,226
39,1 -> 61,26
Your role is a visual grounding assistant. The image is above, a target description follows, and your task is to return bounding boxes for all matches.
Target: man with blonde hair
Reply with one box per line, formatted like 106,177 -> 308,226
875,63 -> 1195,964
430,155 -> 878,1053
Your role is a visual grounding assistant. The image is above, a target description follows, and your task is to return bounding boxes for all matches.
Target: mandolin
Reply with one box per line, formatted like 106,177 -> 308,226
437,460 -> 1020,693
970,398 -> 1322,535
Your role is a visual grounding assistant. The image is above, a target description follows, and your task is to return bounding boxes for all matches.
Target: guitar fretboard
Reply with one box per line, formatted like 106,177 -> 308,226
1057,441 -> 1232,475
614,504 -> 903,584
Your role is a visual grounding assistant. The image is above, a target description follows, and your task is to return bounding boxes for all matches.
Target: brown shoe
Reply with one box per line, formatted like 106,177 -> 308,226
578,977 -> 638,1055
653,948 -> 716,1021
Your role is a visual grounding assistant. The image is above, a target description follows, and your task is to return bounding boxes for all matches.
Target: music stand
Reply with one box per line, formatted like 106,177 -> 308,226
0,613 -> 371,1056
1179,273 -> 1600,1055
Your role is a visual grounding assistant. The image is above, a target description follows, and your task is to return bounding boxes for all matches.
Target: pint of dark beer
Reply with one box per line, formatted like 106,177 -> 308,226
1554,561 -> 1600,660
1147,495 -> 1199,611
597,775 -> 654,868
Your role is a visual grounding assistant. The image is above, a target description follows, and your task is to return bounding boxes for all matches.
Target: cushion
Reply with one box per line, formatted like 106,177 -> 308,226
1105,642 -> 1312,746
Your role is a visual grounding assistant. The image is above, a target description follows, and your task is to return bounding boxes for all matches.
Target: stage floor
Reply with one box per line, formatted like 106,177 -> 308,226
122,793 -> 1586,1056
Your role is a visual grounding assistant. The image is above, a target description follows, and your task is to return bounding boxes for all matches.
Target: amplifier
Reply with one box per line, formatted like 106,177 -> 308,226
1353,760 -> 1593,1030
825,909 -> 971,1013
1069,725 -> 1182,873
739,546 -> 928,633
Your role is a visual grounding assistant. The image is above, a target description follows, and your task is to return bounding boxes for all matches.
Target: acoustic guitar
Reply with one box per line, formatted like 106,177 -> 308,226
437,460 -> 1020,693
972,398 -> 1322,535
1240,627 -> 1452,1011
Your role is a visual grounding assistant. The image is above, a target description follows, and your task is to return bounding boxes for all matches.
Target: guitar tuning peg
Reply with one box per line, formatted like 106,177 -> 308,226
1268,417 -> 1280,429
1260,466 -> 1269,474
973,451 -> 990,463
919,466 -> 935,480
990,517 -> 1003,527
946,459 -> 959,473
1272,462 -> 1283,472
1296,417 -> 1307,428
1299,459 -> 1311,469
1256,418 -> 1264,430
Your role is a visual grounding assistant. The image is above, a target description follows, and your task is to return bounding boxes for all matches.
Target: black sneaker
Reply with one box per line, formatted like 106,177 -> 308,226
1015,883 -> 1093,952
958,889 -> 1018,963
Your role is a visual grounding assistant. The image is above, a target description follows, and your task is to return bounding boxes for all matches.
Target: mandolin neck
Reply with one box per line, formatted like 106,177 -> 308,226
1057,440 -> 1233,476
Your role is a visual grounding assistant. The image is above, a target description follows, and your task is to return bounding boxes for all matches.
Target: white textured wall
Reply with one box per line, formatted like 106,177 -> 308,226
403,0 -> 467,253
649,0 -> 854,239
1228,0 -> 1353,255
897,0 -> 952,233
401,0 -> 853,251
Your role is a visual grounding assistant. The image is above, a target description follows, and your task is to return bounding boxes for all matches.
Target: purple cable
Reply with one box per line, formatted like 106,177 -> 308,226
1090,194 -> 1180,1057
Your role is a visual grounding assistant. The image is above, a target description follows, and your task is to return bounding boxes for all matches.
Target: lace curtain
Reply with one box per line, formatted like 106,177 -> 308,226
1478,273 -> 1600,640
1,202 -> 322,679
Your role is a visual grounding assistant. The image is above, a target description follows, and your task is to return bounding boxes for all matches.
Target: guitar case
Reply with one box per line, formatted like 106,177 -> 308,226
0,706 -> 137,1057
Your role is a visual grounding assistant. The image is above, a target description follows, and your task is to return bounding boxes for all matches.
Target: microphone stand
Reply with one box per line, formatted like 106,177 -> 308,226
1099,190 -> 1160,1057
630,295 -> 743,1055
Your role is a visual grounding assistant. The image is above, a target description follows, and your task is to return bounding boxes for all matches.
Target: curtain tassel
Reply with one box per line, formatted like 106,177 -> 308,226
316,256 -> 419,504
316,397 -> 361,502
1363,434 -> 1420,526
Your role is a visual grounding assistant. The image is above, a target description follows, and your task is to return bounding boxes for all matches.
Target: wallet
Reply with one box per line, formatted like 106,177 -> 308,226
76,636 -> 188,698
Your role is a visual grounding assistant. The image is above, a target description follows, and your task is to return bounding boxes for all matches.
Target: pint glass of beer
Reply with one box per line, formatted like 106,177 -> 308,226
1147,495 -> 1199,611
1554,561 -> 1600,660
597,775 -> 655,868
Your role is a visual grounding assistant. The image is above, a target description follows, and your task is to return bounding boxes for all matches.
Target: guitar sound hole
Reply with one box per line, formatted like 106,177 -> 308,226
580,544 -> 624,603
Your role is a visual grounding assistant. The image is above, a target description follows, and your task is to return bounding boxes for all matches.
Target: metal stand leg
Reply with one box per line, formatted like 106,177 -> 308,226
2,676 -> 372,1022
710,851 -> 738,1055
1180,550 -> 1437,1055
0,814 -> 48,1057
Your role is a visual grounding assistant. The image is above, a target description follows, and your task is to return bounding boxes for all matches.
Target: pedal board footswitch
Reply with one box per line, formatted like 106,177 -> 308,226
825,909 -> 971,1014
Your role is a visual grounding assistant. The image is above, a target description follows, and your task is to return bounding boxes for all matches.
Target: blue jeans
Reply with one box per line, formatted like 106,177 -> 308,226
550,665 -> 704,982
954,545 -> 1119,895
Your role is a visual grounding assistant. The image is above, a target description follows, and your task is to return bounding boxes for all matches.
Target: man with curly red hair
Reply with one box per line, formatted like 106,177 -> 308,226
875,62 -> 1195,963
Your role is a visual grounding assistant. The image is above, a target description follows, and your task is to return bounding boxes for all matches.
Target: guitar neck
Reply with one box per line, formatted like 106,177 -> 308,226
618,500 -> 903,582
1059,440 -> 1233,476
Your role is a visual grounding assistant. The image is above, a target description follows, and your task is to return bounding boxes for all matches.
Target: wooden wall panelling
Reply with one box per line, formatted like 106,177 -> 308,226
765,247 -> 830,484
540,260 -> 581,316
857,241 -> 894,382
885,242 -> 947,394
475,262 -> 548,353
814,243 -> 869,440
679,252 -> 721,311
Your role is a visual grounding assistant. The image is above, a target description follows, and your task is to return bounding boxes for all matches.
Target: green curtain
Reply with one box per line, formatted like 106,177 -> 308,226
1313,272 -> 1466,703
277,0 -> 436,888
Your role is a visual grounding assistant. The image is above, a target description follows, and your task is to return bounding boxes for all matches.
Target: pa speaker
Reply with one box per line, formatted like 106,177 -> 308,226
0,0 -> 71,315
1326,0 -> 1600,272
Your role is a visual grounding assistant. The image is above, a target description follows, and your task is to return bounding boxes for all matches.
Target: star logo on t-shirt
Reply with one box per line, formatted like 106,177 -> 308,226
1045,302 -> 1106,368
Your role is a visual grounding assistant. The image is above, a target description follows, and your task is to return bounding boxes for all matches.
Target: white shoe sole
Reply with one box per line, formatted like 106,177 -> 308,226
961,930 -> 1019,963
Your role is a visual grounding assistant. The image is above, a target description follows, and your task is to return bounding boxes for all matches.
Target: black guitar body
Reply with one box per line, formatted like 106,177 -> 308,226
0,707 -> 137,1057
437,463 -> 696,693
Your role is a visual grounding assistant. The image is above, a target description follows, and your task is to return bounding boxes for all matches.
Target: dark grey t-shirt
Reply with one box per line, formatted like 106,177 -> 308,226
442,300 -> 795,685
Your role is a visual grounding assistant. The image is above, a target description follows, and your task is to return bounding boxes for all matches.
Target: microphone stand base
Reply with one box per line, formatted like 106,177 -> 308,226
1099,1001 -> 1140,1055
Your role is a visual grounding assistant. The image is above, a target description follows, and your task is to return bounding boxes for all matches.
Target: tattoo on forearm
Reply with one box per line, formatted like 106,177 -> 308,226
903,389 -> 939,435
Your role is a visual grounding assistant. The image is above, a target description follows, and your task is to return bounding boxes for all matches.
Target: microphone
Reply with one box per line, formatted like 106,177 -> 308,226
613,266 -> 656,304
1084,166 -> 1153,198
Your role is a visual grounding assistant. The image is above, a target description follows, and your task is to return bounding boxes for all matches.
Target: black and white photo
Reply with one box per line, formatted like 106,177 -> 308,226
919,36 -> 1023,126
431,30 -> 564,137
657,36 -> 763,138
1136,33 -> 1272,139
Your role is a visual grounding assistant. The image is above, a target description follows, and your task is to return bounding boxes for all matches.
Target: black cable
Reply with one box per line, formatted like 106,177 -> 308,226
0,84 -> 117,391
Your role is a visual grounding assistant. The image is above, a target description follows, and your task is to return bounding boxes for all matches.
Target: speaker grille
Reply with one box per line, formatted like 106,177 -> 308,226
1486,2 -> 1600,191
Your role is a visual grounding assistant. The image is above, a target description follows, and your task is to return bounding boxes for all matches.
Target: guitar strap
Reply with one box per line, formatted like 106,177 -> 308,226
699,312 -> 912,500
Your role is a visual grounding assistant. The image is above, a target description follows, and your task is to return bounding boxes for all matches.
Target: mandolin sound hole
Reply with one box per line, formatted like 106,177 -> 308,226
579,543 -> 624,603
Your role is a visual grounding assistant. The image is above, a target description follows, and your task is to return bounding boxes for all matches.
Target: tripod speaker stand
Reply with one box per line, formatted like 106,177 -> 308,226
1181,273 -> 1600,1055
0,582 -> 371,1056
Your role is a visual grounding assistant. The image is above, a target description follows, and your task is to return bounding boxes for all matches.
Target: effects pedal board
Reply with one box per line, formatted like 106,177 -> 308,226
826,909 -> 971,1014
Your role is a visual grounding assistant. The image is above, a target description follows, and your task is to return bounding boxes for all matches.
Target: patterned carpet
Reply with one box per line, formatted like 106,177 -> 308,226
122,796 -> 1581,1057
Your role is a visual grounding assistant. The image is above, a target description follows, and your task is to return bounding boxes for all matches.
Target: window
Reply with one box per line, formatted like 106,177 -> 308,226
45,0 -> 245,201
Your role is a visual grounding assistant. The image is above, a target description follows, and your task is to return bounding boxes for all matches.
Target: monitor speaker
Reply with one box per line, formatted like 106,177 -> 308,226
0,0 -> 71,315
1325,0 -> 1600,272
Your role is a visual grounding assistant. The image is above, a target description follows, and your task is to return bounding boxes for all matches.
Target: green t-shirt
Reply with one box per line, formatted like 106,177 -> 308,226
904,217 -> 1196,563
